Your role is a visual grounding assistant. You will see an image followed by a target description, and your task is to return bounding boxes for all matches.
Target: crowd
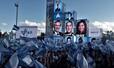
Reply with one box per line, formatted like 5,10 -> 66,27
0,34 -> 114,68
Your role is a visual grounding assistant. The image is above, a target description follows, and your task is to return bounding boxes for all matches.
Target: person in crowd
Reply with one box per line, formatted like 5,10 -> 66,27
90,38 -> 97,49
0,31 -> 2,38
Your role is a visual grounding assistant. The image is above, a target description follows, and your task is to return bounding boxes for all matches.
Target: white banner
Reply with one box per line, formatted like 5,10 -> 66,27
16,26 -> 37,38
88,24 -> 102,38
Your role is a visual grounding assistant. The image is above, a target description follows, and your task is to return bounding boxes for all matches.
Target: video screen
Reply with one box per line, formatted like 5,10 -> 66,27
64,20 -> 74,36
76,19 -> 88,36
54,0 -> 62,13
53,20 -> 63,36
53,0 -> 63,20
76,35 -> 87,43
64,35 -> 76,44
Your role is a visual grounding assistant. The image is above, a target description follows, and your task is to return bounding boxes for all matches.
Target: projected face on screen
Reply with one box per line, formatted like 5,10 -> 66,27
54,21 -> 61,32
54,0 -> 62,12
76,20 -> 87,35
78,37 -> 83,43
65,35 -> 76,43
56,0 -> 60,8
76,35 -> 88,44
67,37 -> 71,44
66,21 -> 73,34
53,20 -> 63,36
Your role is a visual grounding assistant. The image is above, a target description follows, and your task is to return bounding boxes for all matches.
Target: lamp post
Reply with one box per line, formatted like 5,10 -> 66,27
14,0 -> 19,39
15,0 -> 19,26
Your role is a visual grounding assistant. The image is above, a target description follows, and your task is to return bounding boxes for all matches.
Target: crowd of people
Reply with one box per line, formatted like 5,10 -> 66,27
0,19 -> 114,68
0,33 -> 114,68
